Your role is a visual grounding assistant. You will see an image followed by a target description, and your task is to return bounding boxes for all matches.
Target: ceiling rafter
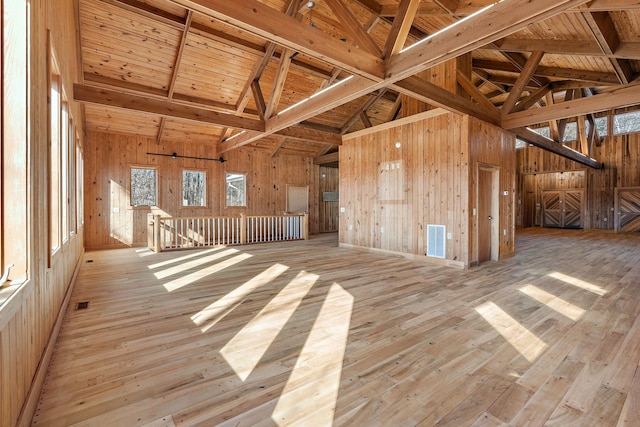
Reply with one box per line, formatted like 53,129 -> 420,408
324,0 -> 381,56
341,89 -> 388,134
381,0 -> 421,59
580,10 -> 635,84
456,70 -> 500,116
157,10 -> 193,145
501,51 -> 545,115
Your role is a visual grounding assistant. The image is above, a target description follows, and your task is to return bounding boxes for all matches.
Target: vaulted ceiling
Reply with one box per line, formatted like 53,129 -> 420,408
74,0 -> 640,164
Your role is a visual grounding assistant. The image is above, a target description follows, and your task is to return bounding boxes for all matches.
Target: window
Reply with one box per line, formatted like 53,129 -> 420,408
515,138 -> 527,149
562,122 -> 577,142
50,74 -> 61,253
226,173 -> 246,207
595,116 -> 608,137
131,167 -> 157,206
182,170 -> 206,207
69,123 -> 76,235
61,102 -> 69,242
613,111 -> 640,135
532,126 -> 550,138
76,144 -> 84,228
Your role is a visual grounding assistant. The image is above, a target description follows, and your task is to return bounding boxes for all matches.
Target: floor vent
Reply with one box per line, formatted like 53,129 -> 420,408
75,301 -> 90,311
426,225 -> 446,259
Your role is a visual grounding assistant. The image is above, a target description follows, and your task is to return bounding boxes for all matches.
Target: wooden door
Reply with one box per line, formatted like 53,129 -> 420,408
542,191 -> 561,227
478,169 -> 493,263
563,190 -> 583,229
543,190 -> 583,228
615,187 -> 640,232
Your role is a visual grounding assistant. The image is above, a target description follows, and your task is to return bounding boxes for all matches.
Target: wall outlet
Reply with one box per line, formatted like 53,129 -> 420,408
503,229 -> 507,236
349,224 -> 353,230
447,232 -> 452,240
473,208 -> 477,216
340,207 -> 345,213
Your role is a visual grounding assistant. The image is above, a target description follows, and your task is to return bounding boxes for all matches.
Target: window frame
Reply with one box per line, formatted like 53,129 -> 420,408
613,110 -> 640,136
130,166 -> 159,208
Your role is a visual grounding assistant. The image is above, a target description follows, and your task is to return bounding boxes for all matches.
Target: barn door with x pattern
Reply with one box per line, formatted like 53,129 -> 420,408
543,190 -> 584,229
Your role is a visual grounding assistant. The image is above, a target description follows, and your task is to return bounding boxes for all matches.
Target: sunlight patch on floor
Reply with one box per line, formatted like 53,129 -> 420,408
221,271 -> 318,381
162,253 -> 252,292
147,247 -> 225,270
272,283 -> 354,427
547,272 -> 607,296
192,263 -> 290,333
476,301 -> 547,363
154,248 -> 238,279
519,284 -> 585,321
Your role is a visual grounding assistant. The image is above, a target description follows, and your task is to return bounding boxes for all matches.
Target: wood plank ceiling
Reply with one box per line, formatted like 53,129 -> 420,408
75,0 -> 640,162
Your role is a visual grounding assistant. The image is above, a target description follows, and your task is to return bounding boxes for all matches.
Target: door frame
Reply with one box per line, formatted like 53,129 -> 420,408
477,164 -> 500,263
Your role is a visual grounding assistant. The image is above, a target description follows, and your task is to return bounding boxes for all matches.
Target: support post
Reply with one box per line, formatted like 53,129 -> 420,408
154,215 -> 161,253
240,213 -> 247,245
303,213 -> 309,240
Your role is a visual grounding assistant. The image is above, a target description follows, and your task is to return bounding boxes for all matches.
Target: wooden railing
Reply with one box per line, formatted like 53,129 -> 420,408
148,213 -> 308,252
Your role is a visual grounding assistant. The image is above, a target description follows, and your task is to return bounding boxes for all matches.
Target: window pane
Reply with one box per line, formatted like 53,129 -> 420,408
595,116 -> 608,136
613,111 -> 640,135
532,126 -> 550,138
50,77 -> 61,252
515,138 -> 526,149
131,168 -> 157,206
61,103 -> 69,241
226,173 -> 246,207
562,122 -> 577,142
182,170 -> 206,206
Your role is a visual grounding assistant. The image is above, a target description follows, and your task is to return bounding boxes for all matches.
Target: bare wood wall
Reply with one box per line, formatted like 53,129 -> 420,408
318,166 -> 339,233
84,131 -> 318,249
517,132 -> 640,229
468,116 -> 517,263
1,0 -> 86,426
340,110 -> 515,268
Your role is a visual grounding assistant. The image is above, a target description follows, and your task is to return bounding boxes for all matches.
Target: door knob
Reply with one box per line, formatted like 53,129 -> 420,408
488,216 -> 492,220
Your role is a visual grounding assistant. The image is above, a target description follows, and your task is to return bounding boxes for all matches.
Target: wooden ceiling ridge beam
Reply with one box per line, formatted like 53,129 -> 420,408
501,50 -> 545,115
490,37 -> 640,61
324,0 -> 381,56
513,127 -> 602,169
502,83 -> 640,129
74,83 -> 265,132
572,0 -> 640,12
166,0 -> 385,80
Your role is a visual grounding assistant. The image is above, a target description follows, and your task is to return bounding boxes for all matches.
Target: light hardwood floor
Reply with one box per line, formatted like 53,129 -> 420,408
33,229 -> 640,426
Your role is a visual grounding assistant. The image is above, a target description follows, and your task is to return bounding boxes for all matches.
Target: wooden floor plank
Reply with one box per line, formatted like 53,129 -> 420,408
32,229 -> 640,426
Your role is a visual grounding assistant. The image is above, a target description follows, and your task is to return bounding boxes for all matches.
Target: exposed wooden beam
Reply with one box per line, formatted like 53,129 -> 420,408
385,0 -> 591,82
512,127 -> 603,169
433,0 -> 459,14
456,70 -> 500,116
340,89 -> 388,134
473,59 -> 620,85
575,0 -> 640,11
314,151 -> 340,165
324,0 -> 381,56
265,48 -> 295,119
166,0 -> 385,80
271,135 -> 287,157
381,0 -> 421,59
99,0 -> 186,28
391,76 -> 501,125
502,83 -> 640,129
500,51 -> 547,88
511,84 -> 551,113
491,38 -> 640,61
251,80 -> 267,120
277,126 -> 342,145
360,111 -> 373,128
501,51 -> 545,114
74,84 -> 265,132
581,10 -> 635,84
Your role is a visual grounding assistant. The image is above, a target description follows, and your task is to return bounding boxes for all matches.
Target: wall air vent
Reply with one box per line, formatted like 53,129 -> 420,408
426,225 -> 446,259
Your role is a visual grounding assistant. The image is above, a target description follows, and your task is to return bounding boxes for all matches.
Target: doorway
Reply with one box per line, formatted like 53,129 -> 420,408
478,166 -> 500,264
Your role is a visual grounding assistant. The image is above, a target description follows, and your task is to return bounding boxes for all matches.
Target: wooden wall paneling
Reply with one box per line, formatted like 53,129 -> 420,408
0,0 -> 87,425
